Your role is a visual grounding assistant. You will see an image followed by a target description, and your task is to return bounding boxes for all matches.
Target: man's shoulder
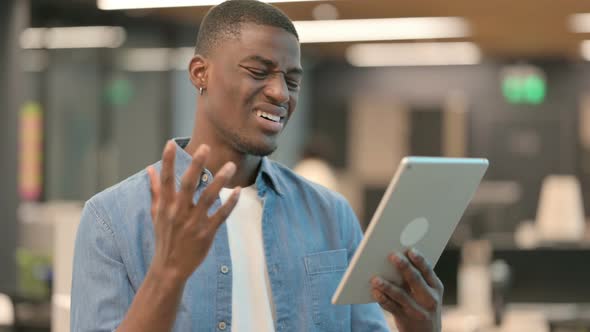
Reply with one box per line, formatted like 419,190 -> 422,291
85,164 -> 154,224
266,159 -> 348,206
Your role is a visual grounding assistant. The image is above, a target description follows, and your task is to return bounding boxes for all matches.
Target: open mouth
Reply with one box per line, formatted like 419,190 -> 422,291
256,110 -> 282,123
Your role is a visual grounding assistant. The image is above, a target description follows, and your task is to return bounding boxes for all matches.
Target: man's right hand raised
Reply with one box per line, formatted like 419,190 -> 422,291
117,141 -> 240,332
146,141 -> 241,283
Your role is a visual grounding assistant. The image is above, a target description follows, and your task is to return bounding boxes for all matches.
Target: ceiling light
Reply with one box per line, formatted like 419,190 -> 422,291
118,47 -> 196,71
20,28 -> 46,49
580,40 -> 590,60
312,3 -> 339,21
119,48 -> 171,72
569,13 -> 590,33
171,47 -> 196,71
295,17 -> 470,43
346,42 -> 481,67
99,0 -> 328,10
20,27 -> 126,49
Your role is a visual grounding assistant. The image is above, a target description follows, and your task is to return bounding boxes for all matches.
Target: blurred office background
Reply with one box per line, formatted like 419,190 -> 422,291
4,0 -> 590,331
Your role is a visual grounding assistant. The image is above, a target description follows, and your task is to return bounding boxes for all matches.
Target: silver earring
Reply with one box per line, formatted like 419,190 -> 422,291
199,87 -> 204,95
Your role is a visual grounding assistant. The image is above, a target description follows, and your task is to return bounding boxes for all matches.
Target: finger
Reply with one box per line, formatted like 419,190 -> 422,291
407,248 -> 444,292
195,162 -> 237,213
160,141 -> 177,208
209,187 -> 241,230
371,278 -> 428,320
390,253 -> 437,309
146,166 -> 161,222
371,288 -> 402,315
177,144 -> 209,212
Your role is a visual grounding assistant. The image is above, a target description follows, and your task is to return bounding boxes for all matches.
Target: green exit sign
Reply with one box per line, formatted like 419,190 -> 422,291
501,65 -> 547,105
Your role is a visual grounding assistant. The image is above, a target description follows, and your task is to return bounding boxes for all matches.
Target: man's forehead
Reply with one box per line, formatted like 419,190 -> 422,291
233,27 -> 301,66
237,23 -> 299,50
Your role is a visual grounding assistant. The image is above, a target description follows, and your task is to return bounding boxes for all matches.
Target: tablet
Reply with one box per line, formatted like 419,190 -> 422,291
332,156 -> 489,305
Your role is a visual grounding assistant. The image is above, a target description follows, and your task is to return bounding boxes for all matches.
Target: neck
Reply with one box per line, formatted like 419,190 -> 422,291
184,120 -> 262,189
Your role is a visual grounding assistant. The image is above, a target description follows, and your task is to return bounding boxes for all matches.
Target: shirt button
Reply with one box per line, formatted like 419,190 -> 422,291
220,265 -> 230,274
218,321 -> 227,330
201,173 -> 209,183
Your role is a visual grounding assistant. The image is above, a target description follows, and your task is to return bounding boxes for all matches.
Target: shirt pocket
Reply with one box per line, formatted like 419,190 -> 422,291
304,249 -> 350,331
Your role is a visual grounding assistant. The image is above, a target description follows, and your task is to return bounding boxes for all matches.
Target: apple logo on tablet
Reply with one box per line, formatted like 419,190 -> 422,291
400,217 -> 430,247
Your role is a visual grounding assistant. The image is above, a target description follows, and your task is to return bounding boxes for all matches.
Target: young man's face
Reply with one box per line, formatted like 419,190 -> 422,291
203,22 -> 302,156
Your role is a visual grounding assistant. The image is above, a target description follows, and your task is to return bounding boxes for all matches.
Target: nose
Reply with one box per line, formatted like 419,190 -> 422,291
264,74 -> 289,106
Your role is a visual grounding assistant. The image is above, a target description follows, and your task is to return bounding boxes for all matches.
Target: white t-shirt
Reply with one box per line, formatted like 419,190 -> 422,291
219,186 -> 275,332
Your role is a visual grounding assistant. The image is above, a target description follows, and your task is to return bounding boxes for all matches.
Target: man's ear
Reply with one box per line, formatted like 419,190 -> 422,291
189,54 -> 208,90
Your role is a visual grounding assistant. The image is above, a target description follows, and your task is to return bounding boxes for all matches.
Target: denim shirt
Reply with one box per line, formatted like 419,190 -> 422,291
71,138 -> 389,332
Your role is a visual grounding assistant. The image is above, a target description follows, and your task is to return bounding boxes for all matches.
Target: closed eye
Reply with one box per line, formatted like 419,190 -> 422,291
242,65 -> 300,90
244,67 -> 268,80
287,80 -> 300,90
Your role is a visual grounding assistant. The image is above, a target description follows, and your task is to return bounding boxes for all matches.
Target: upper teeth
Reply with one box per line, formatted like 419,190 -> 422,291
257,110 -> 281,122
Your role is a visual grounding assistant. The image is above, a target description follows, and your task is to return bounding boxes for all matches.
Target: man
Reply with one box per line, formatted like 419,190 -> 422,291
71,1 -> 444,331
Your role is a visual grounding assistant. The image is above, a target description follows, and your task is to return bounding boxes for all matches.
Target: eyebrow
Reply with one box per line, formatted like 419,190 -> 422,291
241,55 -> 304,76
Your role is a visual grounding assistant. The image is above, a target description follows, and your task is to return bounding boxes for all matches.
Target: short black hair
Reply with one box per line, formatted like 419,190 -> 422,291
195,0 -> 299,55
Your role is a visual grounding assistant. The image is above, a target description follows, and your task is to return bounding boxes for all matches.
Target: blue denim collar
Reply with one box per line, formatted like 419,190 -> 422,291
172,137 -> 283,197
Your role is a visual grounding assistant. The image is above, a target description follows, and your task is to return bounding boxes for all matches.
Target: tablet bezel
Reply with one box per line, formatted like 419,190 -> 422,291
331,157 -> 489,305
